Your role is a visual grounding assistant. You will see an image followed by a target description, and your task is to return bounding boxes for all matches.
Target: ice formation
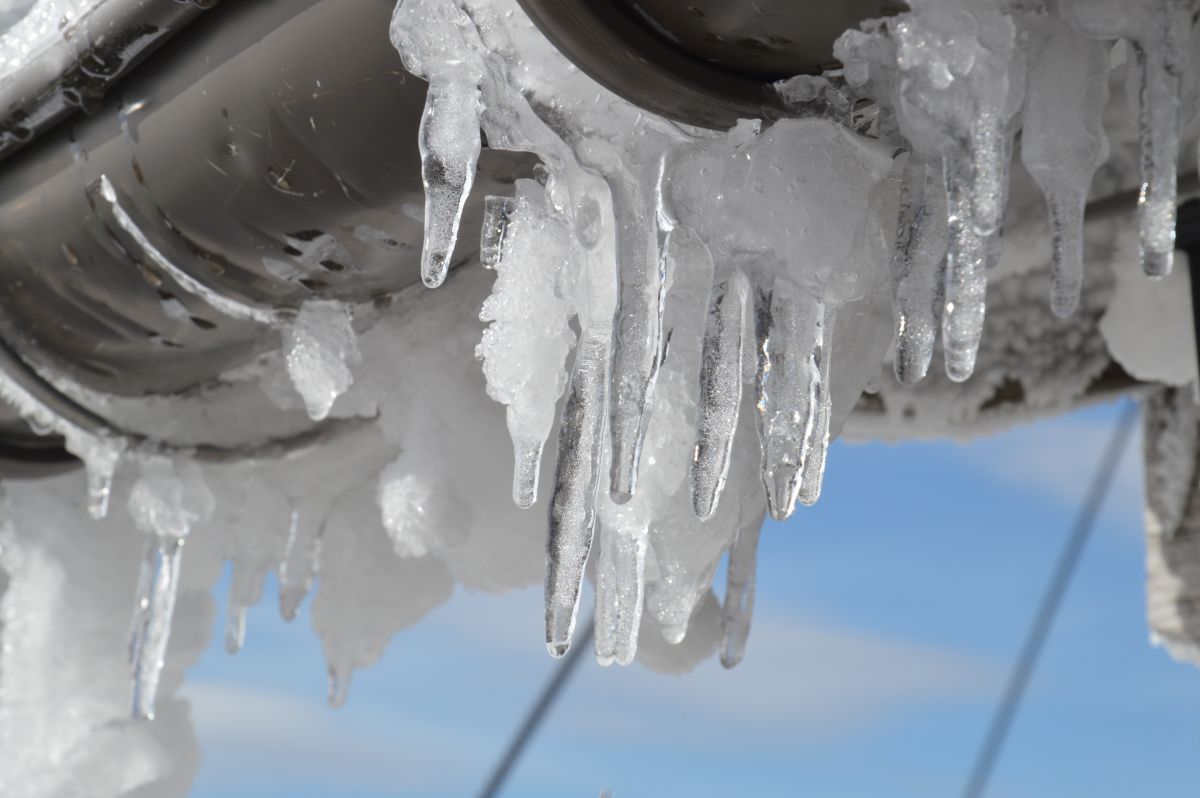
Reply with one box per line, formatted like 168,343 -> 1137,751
2,0 -> 1200,752
125,459 -> 213,720
390,0 -> 900,660
387,0 -> 1200,662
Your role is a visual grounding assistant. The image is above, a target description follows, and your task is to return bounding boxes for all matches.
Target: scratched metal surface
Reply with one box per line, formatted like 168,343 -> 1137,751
0,0 -> 535,396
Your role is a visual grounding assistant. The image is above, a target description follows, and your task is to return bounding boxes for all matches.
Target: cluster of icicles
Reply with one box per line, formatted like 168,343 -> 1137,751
392,0 -> 1200,664
3,0 -> 1198,722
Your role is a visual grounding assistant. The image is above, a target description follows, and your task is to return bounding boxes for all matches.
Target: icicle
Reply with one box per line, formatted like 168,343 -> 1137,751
477,179 -> 574,509
1021,20 -> 1110,317
749,282 -> 827,520
126,535 -> 154,667
593,519 -> 648,667
606,163 -> 668,505
511,439 -> 542,510
969,102 -> 1007,238
125,461 -> 212,720
278,508 -> 322,621
61,430 -> 126,520
647,388 -> 761,644
690,269 -> 749,520
282,300 -> 361,421
941,151 -> 989,382
798,301 -> 832,507
128,536 -> 183,720
223,561 -> 263,655
390,0 -> 487,288
1131,42 -> 1182,277
0,350 -> 130,521
85,460 -> 116,519
416,75 -> 483,287
327,662 -> 352,709
545,332 -> 610,657
890,154 -> 948,384
720,516 -> 762,669
1061,0 -> 1194,277
479,194 -> 515,268
224,604 -> 246,655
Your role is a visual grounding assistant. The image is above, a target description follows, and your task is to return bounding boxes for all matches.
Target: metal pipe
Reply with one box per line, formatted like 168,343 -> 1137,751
0,0 -> 535,398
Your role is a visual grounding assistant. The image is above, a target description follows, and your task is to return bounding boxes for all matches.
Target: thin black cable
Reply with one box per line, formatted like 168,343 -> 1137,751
477,614 -> 596,798
960,401 -> 1140,798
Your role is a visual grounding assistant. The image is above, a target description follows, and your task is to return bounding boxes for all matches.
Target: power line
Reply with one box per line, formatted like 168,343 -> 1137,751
960,400 -> 1140,798
477,614 -> 596,798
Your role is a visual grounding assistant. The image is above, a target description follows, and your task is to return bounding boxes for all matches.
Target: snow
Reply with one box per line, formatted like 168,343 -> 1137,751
281,301 -> 361,422
1143,387 -> 1200,667
3,1 -> 1200,785
384,0 -> 1200,667
0,0 -> 107,80
476,178 -> 575,507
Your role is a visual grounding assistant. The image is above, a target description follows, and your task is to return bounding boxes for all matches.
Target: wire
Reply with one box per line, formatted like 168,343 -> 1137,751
477,614 -> 596,798
960,400 -> 1140,798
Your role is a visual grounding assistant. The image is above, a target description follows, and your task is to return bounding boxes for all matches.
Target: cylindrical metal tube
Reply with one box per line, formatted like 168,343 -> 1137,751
0,0 -> 534,397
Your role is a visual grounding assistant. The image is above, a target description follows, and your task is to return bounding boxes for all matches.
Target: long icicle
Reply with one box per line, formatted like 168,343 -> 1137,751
690,269 -> 749,520
545,331 -> 610,657
798,300 -> 832,507
969,102 -> 1007,238
1131,37 -> 1182,277
417,74 -> 483,287
126,464 -> 211,720
1020,17 -> 1110,317
941,150 -> 989,382
891,154 -> 948,384
593,519 -> 648,667
606,167 -> 667,505
720,515 -> 763,669
129,536 -> 184,720
278,508 -> 323,621
751,281 -> 825,520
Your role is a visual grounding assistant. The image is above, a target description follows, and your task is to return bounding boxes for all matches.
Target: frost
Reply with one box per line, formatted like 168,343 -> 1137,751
387,0 -> 1200,659
282,301 -> 361,422
1101,251 -> 1198,386
6,4 -> 1200,781
476,179 -> 575,507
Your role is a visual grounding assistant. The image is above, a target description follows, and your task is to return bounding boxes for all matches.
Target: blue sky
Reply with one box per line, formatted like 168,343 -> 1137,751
183,398 -> 1200,798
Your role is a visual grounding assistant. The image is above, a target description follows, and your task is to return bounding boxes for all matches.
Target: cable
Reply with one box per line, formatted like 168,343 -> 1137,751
477,614 -> 596,798
960,400 -> 1140,798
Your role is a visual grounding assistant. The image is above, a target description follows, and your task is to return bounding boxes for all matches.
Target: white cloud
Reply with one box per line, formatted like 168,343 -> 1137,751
568,612 -> 998,746
182,681 -> 465,791
958,410 -> 1143,515
430,587 -> 997,746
